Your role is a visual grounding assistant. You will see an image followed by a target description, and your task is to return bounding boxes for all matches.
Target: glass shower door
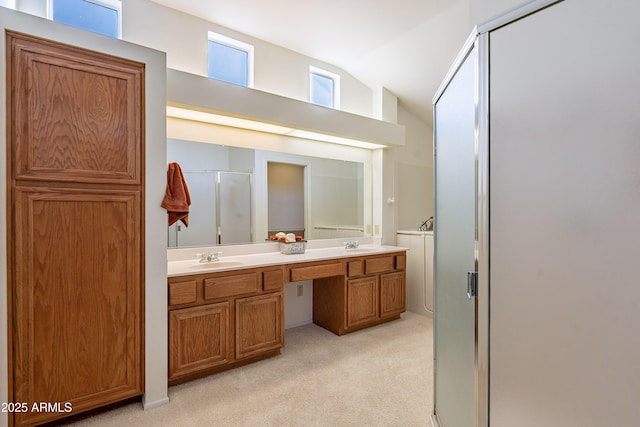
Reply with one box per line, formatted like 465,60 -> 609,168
217,171 -> 252,244
433,45 -> 477,426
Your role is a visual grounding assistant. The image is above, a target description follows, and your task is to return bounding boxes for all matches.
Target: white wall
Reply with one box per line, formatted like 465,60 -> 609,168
122,0 -> 373,118
395,105 -> 434,231
0,7 -> 168,427
377,104 -> 434,245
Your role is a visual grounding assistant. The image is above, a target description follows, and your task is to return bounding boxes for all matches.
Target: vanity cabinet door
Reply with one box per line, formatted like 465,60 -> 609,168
169,303 -> 230,381
346,276 -> 379,328
236,293 -> 284,359
380,271 -> 406,318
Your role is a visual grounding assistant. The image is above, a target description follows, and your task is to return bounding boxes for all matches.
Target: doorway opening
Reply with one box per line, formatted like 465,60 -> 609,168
267,162 -> 306,239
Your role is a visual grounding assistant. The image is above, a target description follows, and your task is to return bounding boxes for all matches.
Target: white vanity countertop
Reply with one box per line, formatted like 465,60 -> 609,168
167,244 -> 407,277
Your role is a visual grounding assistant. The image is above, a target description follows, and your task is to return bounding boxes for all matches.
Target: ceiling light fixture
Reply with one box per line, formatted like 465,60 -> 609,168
286,129 -> 386,150
166,106 -> 293,134
166,106 -> 385,150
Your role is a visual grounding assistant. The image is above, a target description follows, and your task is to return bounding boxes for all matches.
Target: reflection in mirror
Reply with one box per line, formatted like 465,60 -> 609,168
167,138 -> 368,248
167,170 -> 252,246
268,162 -> 305,239
218,171 -> 252,244
306,158 -> 365,239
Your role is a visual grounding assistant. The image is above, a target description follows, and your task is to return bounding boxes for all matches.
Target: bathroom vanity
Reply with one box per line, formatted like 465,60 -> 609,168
167,245 -> 406,383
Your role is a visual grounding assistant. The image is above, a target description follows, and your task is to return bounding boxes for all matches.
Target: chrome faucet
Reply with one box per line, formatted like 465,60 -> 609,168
198,251 -> 223,263
343,241 -> 359,249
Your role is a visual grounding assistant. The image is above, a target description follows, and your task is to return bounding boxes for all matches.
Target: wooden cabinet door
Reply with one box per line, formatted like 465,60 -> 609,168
235,293 -> 284,359
8,32 -> 143,185
169,303 -> 230,381
380,271 -> 406,318
346,276 -> 379,328
12,188 -> 142,426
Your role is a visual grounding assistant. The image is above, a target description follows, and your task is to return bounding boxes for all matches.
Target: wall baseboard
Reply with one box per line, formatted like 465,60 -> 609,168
285,319 -> 313,329
142,396 -> 170,411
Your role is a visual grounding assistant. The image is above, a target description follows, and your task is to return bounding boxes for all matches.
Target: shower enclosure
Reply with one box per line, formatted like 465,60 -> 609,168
432,1 -> 640,426
168,170 -> 252,247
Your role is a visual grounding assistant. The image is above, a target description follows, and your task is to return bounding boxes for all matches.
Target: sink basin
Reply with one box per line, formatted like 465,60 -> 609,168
190,261 -> 245,269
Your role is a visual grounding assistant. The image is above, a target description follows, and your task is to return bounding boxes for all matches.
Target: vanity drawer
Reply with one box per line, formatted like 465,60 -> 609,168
347,260 -> 364,277
169,280 -> 197,306
204,273 -> 259,300
365,256 -> 396,275
290,262 -> 344,282
395,254 -> 406,270
263,268 -> 285,291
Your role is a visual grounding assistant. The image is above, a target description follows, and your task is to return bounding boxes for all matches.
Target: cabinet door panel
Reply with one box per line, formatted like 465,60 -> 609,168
236,293 -> 284,359
290,262 -> 344,281
347,276 -> 379,328
347,260 -> 364,277
380,272 -> 406,318
169,303 -> 230,380
12,188 -> 142,425
263,268 -> 284,291
364,256 -> 395,275
9,32 -> 142,185
204,273 -> 259,300
169,280 -> 197,306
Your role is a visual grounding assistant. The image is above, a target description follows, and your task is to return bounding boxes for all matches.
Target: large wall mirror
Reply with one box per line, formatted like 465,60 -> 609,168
167,138 -> 371,248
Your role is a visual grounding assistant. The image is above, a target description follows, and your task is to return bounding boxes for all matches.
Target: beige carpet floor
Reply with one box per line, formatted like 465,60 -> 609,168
67,312 -> 433,427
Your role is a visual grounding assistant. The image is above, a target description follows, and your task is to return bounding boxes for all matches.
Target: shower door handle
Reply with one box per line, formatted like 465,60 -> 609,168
467,271 -> 478,299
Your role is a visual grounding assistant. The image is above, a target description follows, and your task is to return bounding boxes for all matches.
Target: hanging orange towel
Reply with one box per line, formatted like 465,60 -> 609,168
161,162 -> 191,227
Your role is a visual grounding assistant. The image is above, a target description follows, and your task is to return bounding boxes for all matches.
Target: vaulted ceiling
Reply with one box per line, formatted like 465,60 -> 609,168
150,0 -> 471,127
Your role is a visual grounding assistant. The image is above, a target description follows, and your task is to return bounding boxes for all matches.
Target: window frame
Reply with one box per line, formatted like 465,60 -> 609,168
207,31 -> 255,88
47,0 -> 123,39
309,66 -> 341,110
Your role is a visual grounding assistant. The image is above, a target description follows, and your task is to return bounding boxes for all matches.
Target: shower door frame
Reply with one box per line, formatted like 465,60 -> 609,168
216,170 -> 254,245
431,31 -> 489,427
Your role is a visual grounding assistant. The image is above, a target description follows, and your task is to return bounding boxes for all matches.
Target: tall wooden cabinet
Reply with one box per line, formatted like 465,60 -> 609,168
7,32 -> 145,426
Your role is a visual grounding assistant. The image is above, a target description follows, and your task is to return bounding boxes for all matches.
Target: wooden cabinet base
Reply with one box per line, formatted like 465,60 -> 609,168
167,252 -> 405,385
168,348 -> 281,386
168,266 -> 285,385
313,252 -> 406,336
314,310 -> 402,336
313,275 -> 398,336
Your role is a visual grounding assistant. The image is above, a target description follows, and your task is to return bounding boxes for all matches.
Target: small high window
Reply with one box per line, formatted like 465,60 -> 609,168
310,66 -> 340,109
49,0 -> 121,38
208,31 -> 254,88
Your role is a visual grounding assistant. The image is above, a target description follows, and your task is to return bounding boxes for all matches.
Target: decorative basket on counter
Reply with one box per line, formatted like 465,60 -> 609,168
279,240 -> 307,255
